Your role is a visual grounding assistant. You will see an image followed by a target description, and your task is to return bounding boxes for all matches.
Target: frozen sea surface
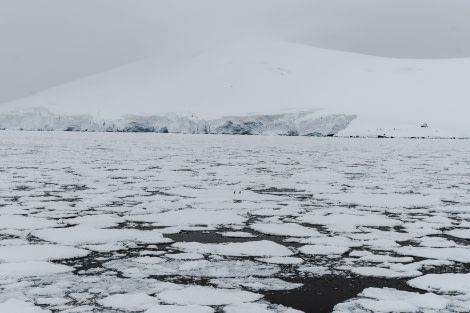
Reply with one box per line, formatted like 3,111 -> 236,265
1,132 -> 470,313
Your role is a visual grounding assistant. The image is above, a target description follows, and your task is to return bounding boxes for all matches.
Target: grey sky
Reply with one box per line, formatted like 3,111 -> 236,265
1,0 -> 470,104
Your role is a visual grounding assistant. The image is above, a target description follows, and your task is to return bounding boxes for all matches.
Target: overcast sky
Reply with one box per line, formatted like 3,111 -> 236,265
1,0 -> 470,104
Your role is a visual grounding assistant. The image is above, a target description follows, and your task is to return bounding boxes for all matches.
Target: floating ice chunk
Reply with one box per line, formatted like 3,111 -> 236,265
334,287 -> 449,313
210,277 -> 302,291
297,266 -> 331,276
418,259 -> 453,269
446,229 -> 470,239
298,245 -> 349,255
32,225 -> 173,245
408,273 -> 470,294
0,261 -> 73,279
407,293 -> 450,310
81,243 -> 125,252
66,214 -> 124,228
251,207 -> 300,216
98,293 -> 158,311
219,232 -> 256,238
348,298 -> 418,313
134,257 -> 165,264
0,299 -> 51,313
166,253 -> 204,260
395,246 -> 470,263
0,244 -> 89,262
358,254 -> 413,263
360,238 -> 400,250
0,215 -> 56,230
35,298 -> 70,306
351,266 -> 421,278
224,302 -> 272,313
291,235 -> 361,248
413,236 -> 456,248
104,258 -> 278,278
179,260 -> 211,271
145,305 -> 214,313
0,238 -> 28,246
325,193 -> 440,208
158,286 -> 263,305
173,240 -> 293,257
258,257 -> 304,264
349,250 -> 373,257
389,262 -> 423,275
402,221 -> 444,235
251,223 -> 319,237
299,213 -> 401,231
129,209 -> 246,226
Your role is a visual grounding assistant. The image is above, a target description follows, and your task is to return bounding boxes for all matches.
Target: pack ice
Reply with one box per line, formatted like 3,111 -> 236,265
1,132 -> 470,313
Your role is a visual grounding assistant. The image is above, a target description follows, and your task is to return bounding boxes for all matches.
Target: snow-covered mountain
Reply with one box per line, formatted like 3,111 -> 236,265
1,40 -> 469,137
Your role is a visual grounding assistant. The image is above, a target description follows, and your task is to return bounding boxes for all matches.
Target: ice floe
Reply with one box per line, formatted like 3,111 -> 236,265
173,241 -> 293,257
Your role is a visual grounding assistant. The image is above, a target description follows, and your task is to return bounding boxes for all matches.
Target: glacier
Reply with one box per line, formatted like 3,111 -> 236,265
0,107 -> 356,136
1,40 -> 469,137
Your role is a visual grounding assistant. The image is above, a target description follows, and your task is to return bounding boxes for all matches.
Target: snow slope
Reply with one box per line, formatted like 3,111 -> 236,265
1,40 -> 469,137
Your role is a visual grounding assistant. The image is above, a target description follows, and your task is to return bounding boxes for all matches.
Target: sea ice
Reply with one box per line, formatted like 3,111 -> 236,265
172,240 -> 293,257
157,286 -> 263,305
0,299 -> 51,313
0,261 -> 73,279
98,293 -> 159,311
408,273 -> 470,294
0,244 -> 89,262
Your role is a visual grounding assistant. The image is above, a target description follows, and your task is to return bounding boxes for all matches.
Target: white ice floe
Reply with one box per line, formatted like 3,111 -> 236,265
251,223 -> 319,237
0,215 -> 56,230
297,266 -> 332,276
66,214 -> 124,228
81,243 -> 125,252
351,266 -> 421,278
158,286 -> 263,305
98,293 -> 159,311
298,245 -> 350,256
395,246 -> 470,263
333,287 -> 450,313
32,225 -> 173,245
357,254 -> 413,264
210,277 -> 302,291
408,273 -> 470,294
103,258 -> 279,278
324,193 -> 440,209
129,209 -> 246,227
258,257 -> 304,265
224,303 -> 273,313
0,299 -> 51,313
290,235 -> 361,248
298,212 -> 401,232
173,240 -> 293,257
179,260 -> 211,271
0,244 -> 89,262
446,229 -> 470,239
145,305 -> 214,313
413,236 -> 457,248
165,253 -> 204,260
134,256 -> 165,264
0,261 -> 73,279
219,232 -> 256,238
